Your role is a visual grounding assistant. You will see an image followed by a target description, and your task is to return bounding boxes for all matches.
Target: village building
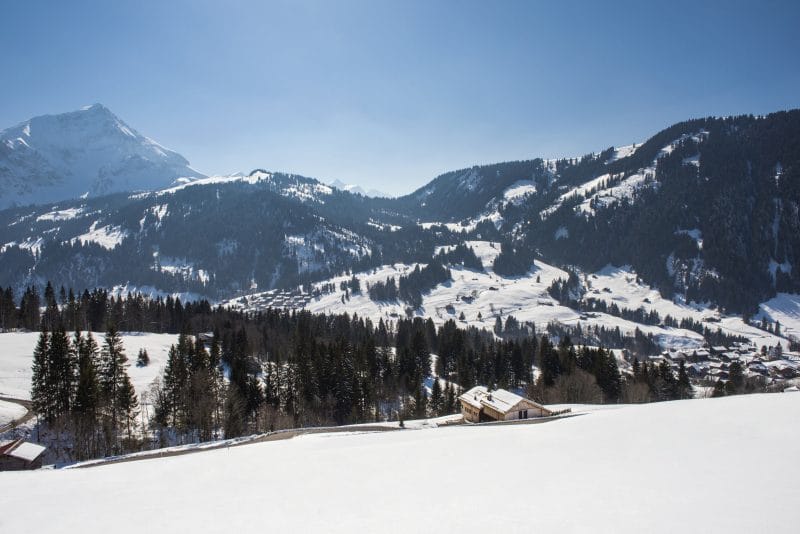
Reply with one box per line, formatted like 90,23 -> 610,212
693,349 -> 711,361
0,439 -> 46,471
458,386 -> 552,423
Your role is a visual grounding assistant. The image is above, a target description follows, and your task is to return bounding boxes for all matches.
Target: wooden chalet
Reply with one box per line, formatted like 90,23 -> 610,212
0,439 -> 46,471
458,386 -> 552,423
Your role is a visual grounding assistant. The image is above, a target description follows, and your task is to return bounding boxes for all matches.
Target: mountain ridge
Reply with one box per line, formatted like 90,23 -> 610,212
0,104 -> 204,208
1,108 -> 799,323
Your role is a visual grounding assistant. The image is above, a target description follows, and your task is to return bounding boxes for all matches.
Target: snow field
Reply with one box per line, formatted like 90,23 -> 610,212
0,332 -> 178,401
1,393 -> 797,533
0,399 -> 26,426
757,293 -> 800,341
292,241 -> 769,350
587,265 -> 788,348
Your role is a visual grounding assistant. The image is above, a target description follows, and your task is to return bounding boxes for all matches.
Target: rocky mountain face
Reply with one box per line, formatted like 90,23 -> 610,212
0,104 -> 204,209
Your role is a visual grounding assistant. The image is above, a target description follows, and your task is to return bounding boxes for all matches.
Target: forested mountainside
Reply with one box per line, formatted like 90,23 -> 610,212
484,111 -> 800,312
1,110 -> 799,314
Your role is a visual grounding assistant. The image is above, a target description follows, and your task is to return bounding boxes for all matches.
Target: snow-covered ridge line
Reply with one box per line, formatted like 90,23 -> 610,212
541,131 -> 708,219
130,170 -> 335,204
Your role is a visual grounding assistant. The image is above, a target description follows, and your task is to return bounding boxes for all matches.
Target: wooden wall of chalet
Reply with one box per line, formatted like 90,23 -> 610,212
461,403 -> 481,422
0,454 -> 42,471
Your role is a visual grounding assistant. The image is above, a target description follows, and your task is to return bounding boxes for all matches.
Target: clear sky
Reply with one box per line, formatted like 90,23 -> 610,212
1,0 -> 799,195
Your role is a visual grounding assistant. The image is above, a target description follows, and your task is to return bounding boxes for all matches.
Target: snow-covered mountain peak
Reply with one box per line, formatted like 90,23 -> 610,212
0,104 -> 205,208
329,179 -> 387,198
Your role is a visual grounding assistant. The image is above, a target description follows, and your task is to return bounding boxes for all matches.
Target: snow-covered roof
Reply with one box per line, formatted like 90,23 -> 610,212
459,385 -> 488,409
1,440 -> 46,462
459,386 -> 544,415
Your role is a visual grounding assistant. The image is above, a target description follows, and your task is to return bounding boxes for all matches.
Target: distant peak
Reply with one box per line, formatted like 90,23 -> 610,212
81,103 -> 109,112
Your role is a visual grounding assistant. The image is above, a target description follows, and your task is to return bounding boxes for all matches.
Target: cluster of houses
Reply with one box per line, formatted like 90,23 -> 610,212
235,290 -> 313,311
634,342 -> 800,385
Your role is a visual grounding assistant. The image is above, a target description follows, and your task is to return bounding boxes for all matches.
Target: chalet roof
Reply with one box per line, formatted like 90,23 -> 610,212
459,386 -> 546,415
0,439 -> 46,462
459,386 -> 487,410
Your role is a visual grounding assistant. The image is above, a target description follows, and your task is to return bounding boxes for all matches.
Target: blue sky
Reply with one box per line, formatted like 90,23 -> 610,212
1,0 -> 799,195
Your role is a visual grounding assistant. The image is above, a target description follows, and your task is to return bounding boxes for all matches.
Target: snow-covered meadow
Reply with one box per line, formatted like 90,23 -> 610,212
0,332 -> 178,401
0,399 -> 26,427
1,393 -> 797,533
229,240 -> 795,353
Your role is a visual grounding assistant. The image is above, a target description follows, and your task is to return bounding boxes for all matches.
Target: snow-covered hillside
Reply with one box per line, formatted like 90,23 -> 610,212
0,399 -> 26,426
0,104 -> 204,208
0,332 -> 178,400
2,393 -> 797,533
229,241 -> 793,352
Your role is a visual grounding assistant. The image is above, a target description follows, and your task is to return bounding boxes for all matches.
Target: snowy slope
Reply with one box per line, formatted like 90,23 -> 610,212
757,293 -> 800,341
2,393 -> 798,533
541,132 -> 705,219
587,265 -> 788,348
0,104 -> 204,208
227,242 -> 798,352
0,332 -> 178,400
0,398 -> 26,426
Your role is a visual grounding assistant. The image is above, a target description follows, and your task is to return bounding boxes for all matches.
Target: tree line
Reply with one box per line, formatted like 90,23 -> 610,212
30,323 -> 138,460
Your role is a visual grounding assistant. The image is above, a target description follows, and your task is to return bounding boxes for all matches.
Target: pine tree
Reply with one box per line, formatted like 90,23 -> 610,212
413,382 -> 427,418
162,344 -> 188,429
430,378 -> 443,416
538,335 -> 561,387
30,327 -> 51,421
43,281 -> 60,331
116,372 -> 139,440
73,331 -> 100,418
727,361 -> 744,394
223,385 -> 246,438
99,324 -> 133,449
494,317 -> 503,336
677,360 -> 692,399
208,331 -> 224,434
136,348 -> 150,367
48,324 -> 74,419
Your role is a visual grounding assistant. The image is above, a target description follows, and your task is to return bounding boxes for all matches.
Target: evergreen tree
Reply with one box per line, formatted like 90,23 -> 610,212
413,382 -> 428,418
73,331 -> 100,419
99,324 -> 133,449
30,327 -> 51,421
43,282 -> 60,331
538,335 -> 560,387
430,378 -> 443,416
116,372 -> 139,439
162,343 -> 188,429
727,361 -> 744,394
136,348 -> 150,367
677,360 -> 692,399
47,324 -> 74,419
